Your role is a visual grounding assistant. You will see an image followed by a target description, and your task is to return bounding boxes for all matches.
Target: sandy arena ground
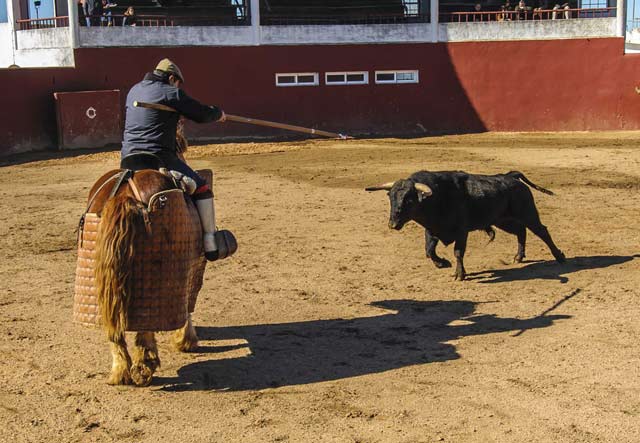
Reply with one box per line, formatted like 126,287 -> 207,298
0,132 -> 639,443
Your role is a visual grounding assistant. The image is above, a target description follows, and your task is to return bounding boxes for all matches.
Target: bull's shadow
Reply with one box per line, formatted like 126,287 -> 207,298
158,299 -> 570,392
465,254 -> 637,284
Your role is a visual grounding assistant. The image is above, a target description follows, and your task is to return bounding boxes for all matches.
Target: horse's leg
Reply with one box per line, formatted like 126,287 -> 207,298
107,335 -> 132,385
130,332 -> 160,387
173,313 -> 199,352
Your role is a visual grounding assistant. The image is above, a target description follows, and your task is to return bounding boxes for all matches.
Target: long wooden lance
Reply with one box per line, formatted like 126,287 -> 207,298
132,101 -> 352,140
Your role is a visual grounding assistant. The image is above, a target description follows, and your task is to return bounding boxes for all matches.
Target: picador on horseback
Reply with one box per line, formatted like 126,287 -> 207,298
122,58 -> 228,261
74,58 -> 238,386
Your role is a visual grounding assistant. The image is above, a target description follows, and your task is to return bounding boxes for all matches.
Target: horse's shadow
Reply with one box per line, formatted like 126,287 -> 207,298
157,298 -> 571,392
465,255 -> 637,284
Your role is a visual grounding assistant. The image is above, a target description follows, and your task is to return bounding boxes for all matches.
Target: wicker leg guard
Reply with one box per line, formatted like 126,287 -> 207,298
195,197 -> 219,261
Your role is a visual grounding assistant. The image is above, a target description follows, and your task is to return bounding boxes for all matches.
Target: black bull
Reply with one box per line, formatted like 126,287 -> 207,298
366,171 -> 566,280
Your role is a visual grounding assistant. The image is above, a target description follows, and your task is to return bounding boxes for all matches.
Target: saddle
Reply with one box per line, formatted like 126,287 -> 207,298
120,152 -> 164,171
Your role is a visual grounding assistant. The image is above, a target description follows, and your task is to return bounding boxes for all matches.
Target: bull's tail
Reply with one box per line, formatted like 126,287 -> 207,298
95,195 -> 145,342
507,171 -> 555,195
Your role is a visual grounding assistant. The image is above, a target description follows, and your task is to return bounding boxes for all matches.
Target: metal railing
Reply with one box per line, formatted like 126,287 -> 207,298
81,13 -> 249,27
261,1 -> 428,25
262,13 -> 428,25
15,6 -> 616,30
441,7 -> 616,23
16,16 -> 69,30
627,18 -> 640,31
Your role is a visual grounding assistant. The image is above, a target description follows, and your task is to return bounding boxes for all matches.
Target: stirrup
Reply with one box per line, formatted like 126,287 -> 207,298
205,230 -> 237,261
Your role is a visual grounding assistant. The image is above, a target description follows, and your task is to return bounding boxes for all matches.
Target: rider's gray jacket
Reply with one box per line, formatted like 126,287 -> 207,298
121,72 -> 222,157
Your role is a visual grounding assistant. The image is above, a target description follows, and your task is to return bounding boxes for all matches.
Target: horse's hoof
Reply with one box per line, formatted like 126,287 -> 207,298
174,339 -> 199,353
130,363 -> 154,387
107,368 -> 132,386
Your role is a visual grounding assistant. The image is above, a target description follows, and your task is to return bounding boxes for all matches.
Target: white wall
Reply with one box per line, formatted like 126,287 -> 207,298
14,27 -> 73,66
260,23 -> 435,45
0,23 -> 13,66
440,18 -> 617,42
0,26 -> 73,67
78,25 -> 255,47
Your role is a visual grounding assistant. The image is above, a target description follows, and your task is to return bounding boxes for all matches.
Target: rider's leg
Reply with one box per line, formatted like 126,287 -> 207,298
194,188 -> 220,261
157,153 -> 220,261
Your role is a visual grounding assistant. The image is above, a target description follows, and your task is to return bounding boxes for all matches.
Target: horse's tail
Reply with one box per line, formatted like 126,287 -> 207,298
95,195 -> 145,342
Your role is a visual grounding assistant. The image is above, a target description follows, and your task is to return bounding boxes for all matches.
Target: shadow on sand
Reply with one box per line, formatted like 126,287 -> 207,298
465,255 -> 638,284
157,298 -> 572,392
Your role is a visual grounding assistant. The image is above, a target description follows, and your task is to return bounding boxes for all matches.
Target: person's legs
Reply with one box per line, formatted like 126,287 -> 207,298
83,3 -> 92,26
158,153 -> 219,260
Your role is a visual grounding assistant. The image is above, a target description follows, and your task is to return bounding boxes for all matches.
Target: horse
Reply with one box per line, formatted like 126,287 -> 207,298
74,161 -> 210,387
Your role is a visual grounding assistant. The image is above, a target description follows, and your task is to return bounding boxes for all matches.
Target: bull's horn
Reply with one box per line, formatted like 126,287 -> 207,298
414,183 -> 433,195
365,182 -> 395,192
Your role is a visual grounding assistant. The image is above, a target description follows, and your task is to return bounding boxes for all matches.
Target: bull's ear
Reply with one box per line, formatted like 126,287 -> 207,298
365,182 -> 395,192
414,183 -> 433,201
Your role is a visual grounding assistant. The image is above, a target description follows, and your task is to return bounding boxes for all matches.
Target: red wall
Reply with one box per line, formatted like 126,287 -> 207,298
1,38 -> 639,155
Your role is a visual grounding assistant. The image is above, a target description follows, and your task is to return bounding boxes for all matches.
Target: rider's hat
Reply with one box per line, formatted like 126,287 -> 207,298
155,58 -> 185,83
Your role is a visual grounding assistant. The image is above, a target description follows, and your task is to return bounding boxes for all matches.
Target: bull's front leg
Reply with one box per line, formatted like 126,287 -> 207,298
453,233 -> 468,281
425,230 -> 451,268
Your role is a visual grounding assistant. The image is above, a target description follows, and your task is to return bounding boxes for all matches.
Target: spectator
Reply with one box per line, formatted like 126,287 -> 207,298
91,0 -> 103,25
501,1 -> 513,20
123,6 -> 137,26
552,2 -> 570,19
532,4 -> 543,19
101,0 -> 117,26
472,2 -> 483,22
532,0 -> 549,19
514,0 -> 529,20
81,0 -> 94,26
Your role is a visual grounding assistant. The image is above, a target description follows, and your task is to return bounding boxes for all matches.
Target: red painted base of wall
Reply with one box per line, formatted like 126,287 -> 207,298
1,38 -> 639,155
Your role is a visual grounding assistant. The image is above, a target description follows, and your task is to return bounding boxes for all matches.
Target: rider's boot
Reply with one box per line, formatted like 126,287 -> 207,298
195,197 -> 219,261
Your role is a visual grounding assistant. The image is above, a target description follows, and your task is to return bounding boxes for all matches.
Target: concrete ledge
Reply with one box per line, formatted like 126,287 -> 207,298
7,17 -> 618,51
14,47 -> 74,67
1,26 -> 74,67
17,27 -> 69,49
260,23 -> 434,45
78,26 -> 255,47
441,18 -> 616,42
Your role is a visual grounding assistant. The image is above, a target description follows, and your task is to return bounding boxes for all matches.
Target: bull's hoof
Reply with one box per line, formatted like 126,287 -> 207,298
130,363 -> 154,387
433,259 -> 452,269
555,251 -> 566,263
514,254 -> 525,263
454,270 -> 466,281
